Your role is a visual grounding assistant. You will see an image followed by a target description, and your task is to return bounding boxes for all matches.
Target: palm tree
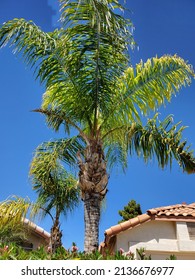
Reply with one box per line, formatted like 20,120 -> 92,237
0,196 -> 31,244
0,0 -> 195,252
30,140 -> 80,252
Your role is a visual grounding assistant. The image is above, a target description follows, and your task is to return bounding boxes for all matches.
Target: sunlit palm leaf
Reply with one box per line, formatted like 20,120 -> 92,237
114,55 -> 195,121
0,18 -> 56,66
104,115 -> 195,173
0,196 -> 30,224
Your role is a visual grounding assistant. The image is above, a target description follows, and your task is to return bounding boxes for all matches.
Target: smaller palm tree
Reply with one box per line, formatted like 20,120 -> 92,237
0,196 -> 31,244
30,141 -> 80,252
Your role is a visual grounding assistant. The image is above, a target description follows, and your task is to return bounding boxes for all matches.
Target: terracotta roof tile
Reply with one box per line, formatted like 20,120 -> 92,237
105,214 -> 151,237
148,203 -> 195,218
138,213 -> 151,223
104,202 -> 195,239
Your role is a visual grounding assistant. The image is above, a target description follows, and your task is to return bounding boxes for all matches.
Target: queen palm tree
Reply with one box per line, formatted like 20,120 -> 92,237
30,140 -> 80,252
1,0 -> 195,252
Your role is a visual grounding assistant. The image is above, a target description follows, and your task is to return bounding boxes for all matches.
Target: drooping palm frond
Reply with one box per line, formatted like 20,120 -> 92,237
114,55 -> 195,121
0,196 -> 49,243
0,19 -> 72,94
103,114 -> 195,174
0,18 -> 56,67
0,196 -> 36,239
128,115 -> 195,173
30,137 -> 84,174
32,108 -> 90,144
0,196 -> 31,225
30,138 -> 81,220
29,137 -> 83,194
34,175 -> 80,219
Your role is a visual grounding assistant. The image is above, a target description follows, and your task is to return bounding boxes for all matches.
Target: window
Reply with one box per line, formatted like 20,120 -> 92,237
187,222 -> 195,240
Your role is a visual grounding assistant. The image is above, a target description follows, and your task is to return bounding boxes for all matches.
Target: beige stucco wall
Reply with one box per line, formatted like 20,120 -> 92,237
115,220 -> 195,260
21,219 -> 50,250
25,231 -> 50,250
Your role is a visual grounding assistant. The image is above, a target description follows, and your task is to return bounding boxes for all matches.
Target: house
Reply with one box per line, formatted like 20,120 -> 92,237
101,202 -> 195,260
19,219 -> 50,251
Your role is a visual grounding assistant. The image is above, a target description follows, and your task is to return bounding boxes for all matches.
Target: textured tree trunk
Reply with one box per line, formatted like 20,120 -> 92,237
50,216 -> 62,252
84,193 -> 101,252
77,139 -> 108,253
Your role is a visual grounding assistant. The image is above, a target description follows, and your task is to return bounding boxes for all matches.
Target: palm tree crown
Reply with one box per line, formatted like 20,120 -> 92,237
0,0 -> 195,252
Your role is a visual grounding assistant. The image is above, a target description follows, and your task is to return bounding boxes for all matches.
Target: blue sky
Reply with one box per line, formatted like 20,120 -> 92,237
0,0 -> 195,251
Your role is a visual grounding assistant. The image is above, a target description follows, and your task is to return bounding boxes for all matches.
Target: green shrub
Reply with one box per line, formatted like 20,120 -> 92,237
0,243 -> 178,260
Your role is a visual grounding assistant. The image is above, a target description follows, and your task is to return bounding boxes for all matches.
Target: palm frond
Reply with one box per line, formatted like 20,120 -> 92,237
30,138 -> 81,219
127,114 -> 195,173
0,196 -> 31,227
0,221 -> 30,244
0,3 -> 135,129
30,137 -> 84,176
103,124 -> 128,172
105,141 -> 128,172
102,114 -> 195,174
30,136 -> 84,201
0,196 -> 47,243
41,0 -> 135,131
0,18 -> 56,67
32,108 -> 90,144
116,55 -> 195,120
59,0 -> 134,48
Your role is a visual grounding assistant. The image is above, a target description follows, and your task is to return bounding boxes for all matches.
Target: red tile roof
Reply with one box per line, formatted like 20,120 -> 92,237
105,202 -> 195,238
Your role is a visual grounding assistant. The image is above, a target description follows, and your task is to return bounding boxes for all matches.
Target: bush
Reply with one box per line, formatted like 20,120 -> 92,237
0,243 -> 177,260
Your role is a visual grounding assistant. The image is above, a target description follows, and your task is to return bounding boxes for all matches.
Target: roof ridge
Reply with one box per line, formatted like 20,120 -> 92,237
104,202 -> 195,240
105,213 -> 151,237
148,204 -> 184,213
187,203 -> 195,208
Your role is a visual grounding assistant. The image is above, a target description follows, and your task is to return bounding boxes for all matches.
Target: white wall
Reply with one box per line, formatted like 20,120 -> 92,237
115,220 -> 195,260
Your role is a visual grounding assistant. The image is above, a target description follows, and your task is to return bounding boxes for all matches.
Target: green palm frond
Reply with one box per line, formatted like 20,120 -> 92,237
30,138 -> 81,219
103,114 -> 195,174
41,0 -> 135,129
0,18 -> 56,66
115,55 -> 194,120
0,3 -> 134,128
30,137 -> 84,174
0,223 -> 28,243
127,115 -> 195,173
0,196 -> 30,224
32,108 -> 90,144
0,196 -> 47,243
33,173 -> 80,219
105,141 -> 128,172
30,137 -> 83,194
59,0 -> 134,47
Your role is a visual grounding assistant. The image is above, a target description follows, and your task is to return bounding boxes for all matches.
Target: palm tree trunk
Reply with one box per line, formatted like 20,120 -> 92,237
50,214 -> 62,252
84,192 -> 101,252
78,139 -> 108,253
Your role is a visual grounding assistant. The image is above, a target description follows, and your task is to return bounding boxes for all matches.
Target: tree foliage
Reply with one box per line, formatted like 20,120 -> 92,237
1,0 -> 195,252
118,199 -> 142,223
0,196 -> 32,243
